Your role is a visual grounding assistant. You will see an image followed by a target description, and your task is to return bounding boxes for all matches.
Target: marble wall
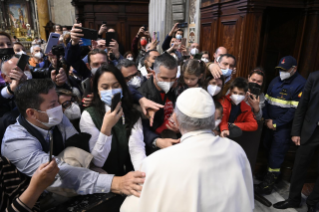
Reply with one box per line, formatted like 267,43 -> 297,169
48,0 -> 75,26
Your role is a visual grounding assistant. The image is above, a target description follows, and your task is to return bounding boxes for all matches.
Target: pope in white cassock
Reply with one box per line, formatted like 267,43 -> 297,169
120,87 -> 254,212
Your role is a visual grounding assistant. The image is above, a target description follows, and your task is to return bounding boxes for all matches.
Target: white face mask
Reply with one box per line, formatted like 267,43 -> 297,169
214,119 -> 221,129
230,94 -> 246,105
176,34 -> 182,40
127,76 -> 142,88
279,69 -> 294,81
16,51 -> 26,55
190,48 -> 199,55
24,71 -> 33,80
127,57 -> 134,61
64,103 -> 81,120
207,85 -> 222,97
156,76 -> 175,94
201,58 -> 209,63
220,67 -> 232,77
91,67 -> 98,75
34,52 -> 43,59
35,105 -> 64,128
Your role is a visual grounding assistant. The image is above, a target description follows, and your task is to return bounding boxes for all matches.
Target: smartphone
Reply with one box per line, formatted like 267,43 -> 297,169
49,132 -> 53,162
75,26 -> 98,40
143,25 -> 148,31
44,33 -> 60,54
102,21 -> 107,25
76,18 -> 81,24
17,54 -> 30,71
153,32 -> 156,40
105,32 -> 116,47
177,22 -> 188,28
249,83 -> 261,98
157,31 -> 160,42
81,77 -> 92,96
80,38 -> 92,46
181,38 -> 187,46
111,92 -> 122,112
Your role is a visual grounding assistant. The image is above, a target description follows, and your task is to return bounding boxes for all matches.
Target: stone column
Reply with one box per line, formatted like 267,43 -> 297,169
36,0 -> 50,40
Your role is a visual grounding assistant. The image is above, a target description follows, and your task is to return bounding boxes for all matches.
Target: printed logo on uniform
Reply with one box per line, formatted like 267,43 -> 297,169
298,92 -> 302,98
281,59 -> 285,64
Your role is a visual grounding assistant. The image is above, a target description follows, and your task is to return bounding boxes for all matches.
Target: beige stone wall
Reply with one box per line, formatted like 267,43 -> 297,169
49,0 -> 75,26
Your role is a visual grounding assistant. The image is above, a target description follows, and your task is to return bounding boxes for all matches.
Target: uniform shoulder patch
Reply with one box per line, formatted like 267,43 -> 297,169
298,92 -> 302,98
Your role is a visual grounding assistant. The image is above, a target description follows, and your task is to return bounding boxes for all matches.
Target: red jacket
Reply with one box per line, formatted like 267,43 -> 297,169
219,94 -> 258,132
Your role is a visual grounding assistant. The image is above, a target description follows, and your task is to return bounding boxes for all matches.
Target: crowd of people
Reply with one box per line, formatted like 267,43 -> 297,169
0,20 -> 318,212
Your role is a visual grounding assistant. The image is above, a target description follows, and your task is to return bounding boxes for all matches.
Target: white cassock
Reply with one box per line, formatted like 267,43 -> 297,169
121,130 -> 254,212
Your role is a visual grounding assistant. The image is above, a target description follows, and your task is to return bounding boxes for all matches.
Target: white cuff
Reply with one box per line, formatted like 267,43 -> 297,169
1,86 -> 13,99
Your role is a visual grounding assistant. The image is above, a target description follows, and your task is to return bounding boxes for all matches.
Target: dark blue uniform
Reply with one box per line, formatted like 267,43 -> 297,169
263,72 -> 306,171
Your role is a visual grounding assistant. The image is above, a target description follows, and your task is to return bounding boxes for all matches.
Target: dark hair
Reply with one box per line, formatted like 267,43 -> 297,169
0,32 -> 12,44
214,100 -> 223,114
87,49 -> 107,65
53,24 -> 62,31
154,52 -> 178,73
123,51 -> 134,59
248,67 -> 265,91
175,29 -> 184,36
201,51 -> 210,59
218,53 -> 236,66
144,49 -> 158,61
91,64 -> 136,126
117,59 -> 136,71
230,77 -> 248,92
202,69 -> 225,101
15,79 -> 56,117
179,59 -> 205,85
13,42 -> 24,49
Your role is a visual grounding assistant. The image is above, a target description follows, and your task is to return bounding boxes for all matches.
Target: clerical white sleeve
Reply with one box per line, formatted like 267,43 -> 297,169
128,118 -> 146,171
80,110 -> 113,167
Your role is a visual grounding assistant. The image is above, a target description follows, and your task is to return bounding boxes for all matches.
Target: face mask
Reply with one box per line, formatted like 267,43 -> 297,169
201,58 -> 209,63
127,76 -> 142,88
34,52 -> 43,59
64,103 -> 81,120
24,71 -> 33,80
176,34 -> 182,40
35,105 -> 64,128
140,39 -> 147,46
230,94 -> 245,105
190,48 -> 199,55
16,51 -> 26,55
100,88 -> 123,106
207,85 -> 222,97
156,76 -> 174,94
109,53 -> 116,61
220,67 -> 232,78
0,48 -> 15,56
91,67 -> 98,75
214,119 -> 221,129
280,69 -> 293,81
127,57 -> 133,61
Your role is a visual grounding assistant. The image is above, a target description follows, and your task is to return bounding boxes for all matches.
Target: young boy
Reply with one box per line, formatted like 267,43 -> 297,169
213,101 -> 223,136
219,77 -> 258,137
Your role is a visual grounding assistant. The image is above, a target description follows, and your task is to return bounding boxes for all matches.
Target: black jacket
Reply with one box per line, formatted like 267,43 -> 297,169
291,71 -> 319,144
138,76 -> 176,148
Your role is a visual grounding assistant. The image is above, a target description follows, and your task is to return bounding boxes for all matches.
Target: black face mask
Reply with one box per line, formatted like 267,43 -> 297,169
0,48 -> 15,61
109,53 -> 116,61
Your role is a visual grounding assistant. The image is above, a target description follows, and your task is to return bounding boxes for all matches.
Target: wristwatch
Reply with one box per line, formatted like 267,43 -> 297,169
7,84 -> 14,95
152,138 -> 158,148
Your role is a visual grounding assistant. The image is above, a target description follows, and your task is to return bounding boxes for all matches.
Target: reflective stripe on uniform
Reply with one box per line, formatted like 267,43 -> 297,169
265,94 -> 299,108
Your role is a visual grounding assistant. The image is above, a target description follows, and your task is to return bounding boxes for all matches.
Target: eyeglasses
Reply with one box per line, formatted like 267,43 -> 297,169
124,71 -> 141,81
61,96 -> 75,109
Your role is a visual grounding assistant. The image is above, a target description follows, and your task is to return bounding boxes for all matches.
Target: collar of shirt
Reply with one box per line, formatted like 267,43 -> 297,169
181,130 -> 213,143
25,119 -> 51,140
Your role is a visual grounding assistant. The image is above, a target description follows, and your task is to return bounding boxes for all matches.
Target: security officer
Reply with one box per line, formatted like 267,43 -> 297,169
256,56 -> 306,195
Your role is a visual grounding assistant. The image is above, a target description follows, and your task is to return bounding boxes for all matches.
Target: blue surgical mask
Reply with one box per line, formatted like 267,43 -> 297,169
221,68 -> 232,77
100,88 -> 123,106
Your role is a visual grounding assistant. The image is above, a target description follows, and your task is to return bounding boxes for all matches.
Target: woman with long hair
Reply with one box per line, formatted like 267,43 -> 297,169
80,64 -> 145,174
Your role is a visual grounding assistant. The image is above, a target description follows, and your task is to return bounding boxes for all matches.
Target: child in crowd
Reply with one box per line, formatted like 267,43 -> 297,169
219,77 -> 258,138
203,69 -> 225,101
175,59 -> 205,96
213,100 -> 223,136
